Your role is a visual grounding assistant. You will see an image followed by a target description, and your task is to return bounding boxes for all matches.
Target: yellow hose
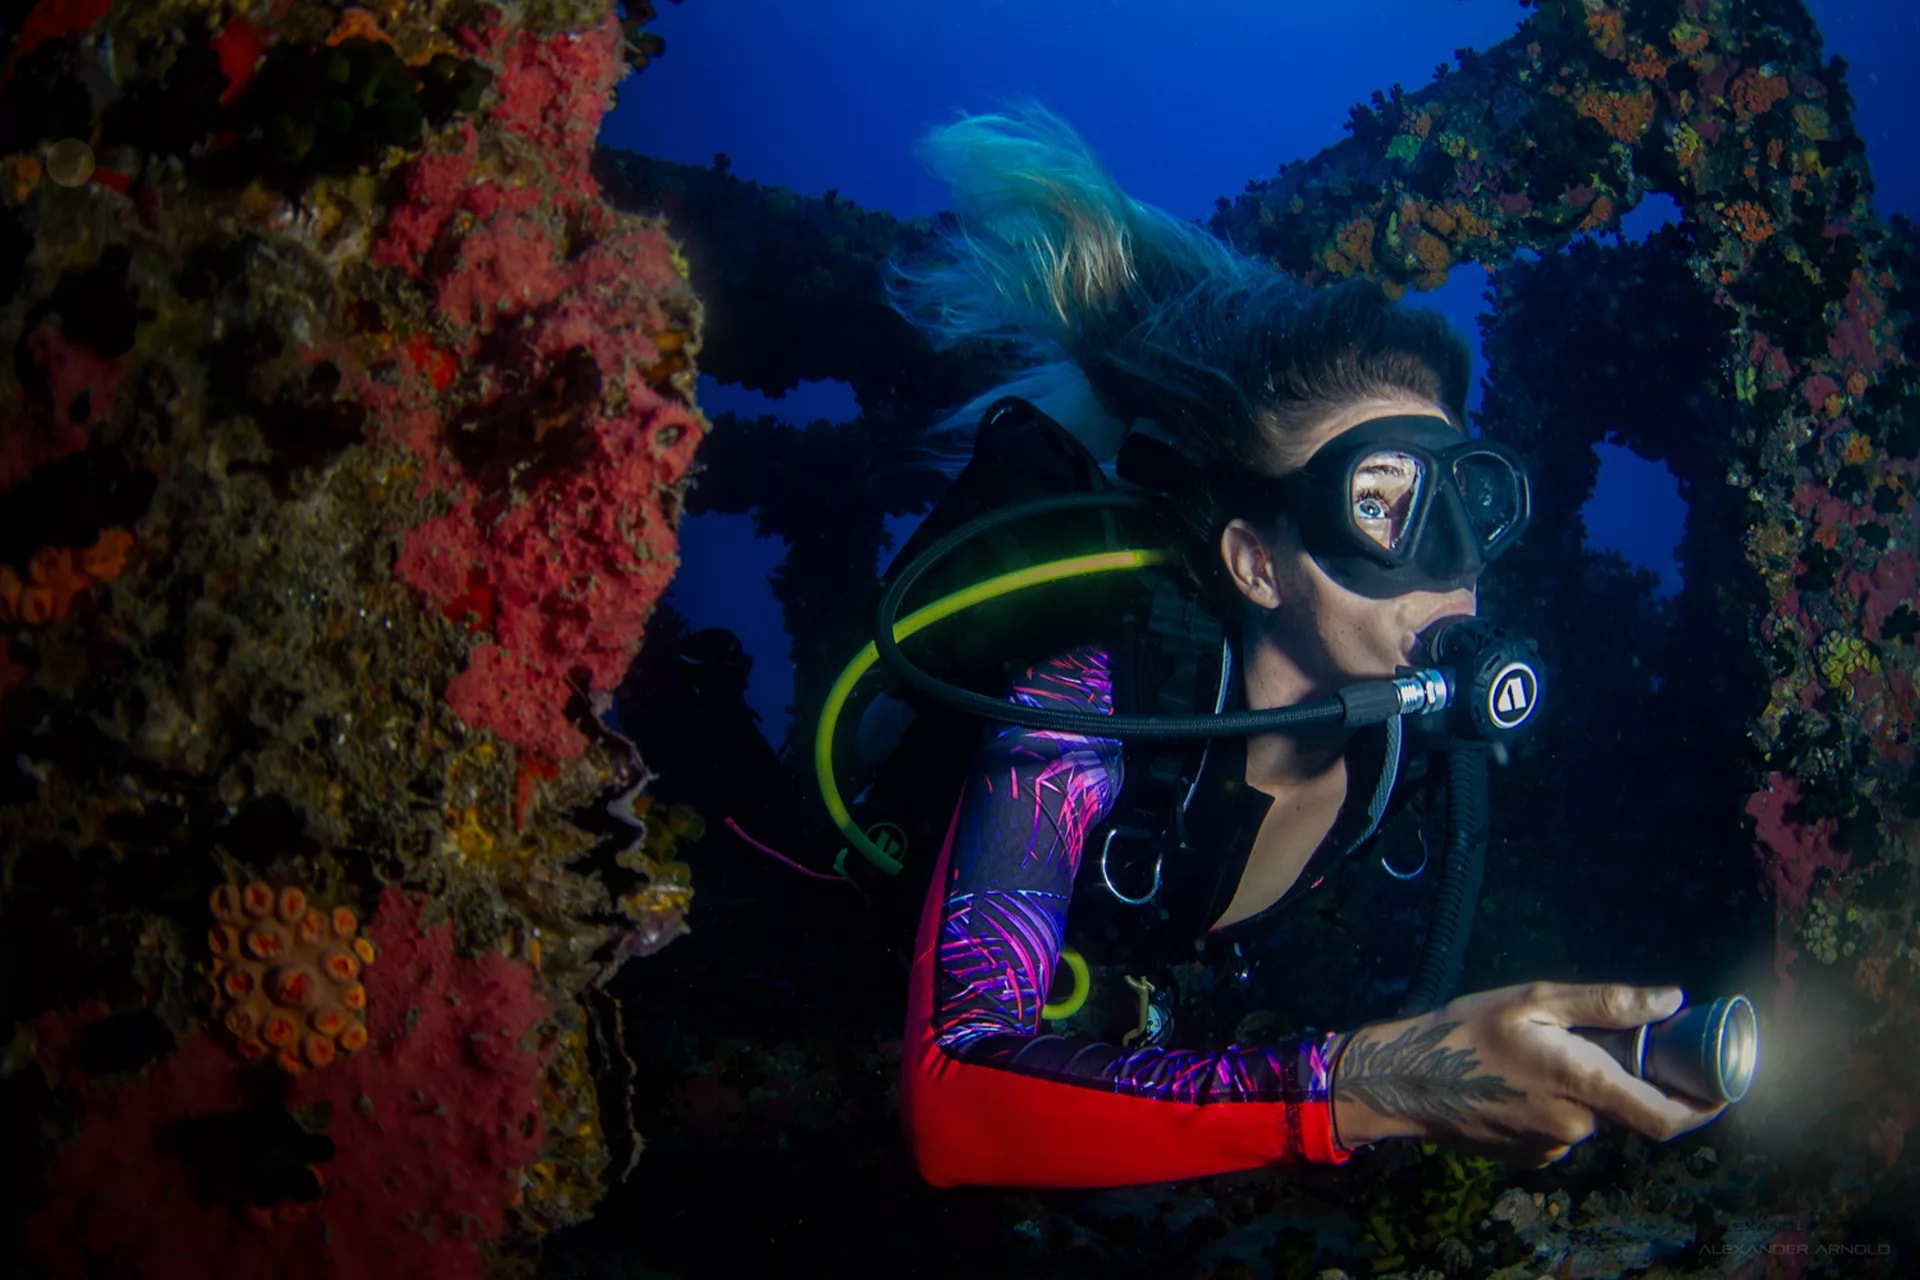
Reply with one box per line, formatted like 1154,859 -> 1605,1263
1041,947 -> 1091,1021
816,548 -> 1172,875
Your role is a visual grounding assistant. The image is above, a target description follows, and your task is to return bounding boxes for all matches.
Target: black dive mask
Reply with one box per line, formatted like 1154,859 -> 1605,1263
1263,414 -> 1531,599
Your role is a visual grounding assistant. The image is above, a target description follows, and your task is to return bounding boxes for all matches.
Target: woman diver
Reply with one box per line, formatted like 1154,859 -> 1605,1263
881,108 -> 1726,1188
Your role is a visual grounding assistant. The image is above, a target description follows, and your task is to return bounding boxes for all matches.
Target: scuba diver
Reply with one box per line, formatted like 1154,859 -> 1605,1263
847,107 -> 1732,1189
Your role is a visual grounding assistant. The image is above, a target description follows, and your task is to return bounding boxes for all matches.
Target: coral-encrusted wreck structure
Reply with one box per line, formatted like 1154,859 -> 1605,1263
2,0 -> 696,1274
5,0 -> 1919,1274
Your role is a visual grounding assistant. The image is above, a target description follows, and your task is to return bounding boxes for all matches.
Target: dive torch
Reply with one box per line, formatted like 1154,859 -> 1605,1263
1580,994 -> 1760,1106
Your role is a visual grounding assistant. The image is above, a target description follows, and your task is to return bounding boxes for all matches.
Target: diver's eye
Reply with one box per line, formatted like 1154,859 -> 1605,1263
1354,490 -> 1390,522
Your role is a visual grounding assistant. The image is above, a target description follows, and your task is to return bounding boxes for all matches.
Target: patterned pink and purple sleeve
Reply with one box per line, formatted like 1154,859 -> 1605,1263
900,643 -> 1352,1188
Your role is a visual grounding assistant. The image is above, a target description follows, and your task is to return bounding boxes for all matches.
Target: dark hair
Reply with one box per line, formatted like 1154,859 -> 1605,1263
1087,275 -> 1472,609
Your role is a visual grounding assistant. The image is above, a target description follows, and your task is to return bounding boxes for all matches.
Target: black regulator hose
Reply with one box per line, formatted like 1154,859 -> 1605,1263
1399,742 -> 1490,1017
873,491 -> 1354,739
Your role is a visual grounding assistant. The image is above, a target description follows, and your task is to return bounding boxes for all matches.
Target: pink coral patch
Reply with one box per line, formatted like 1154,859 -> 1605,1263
485,19 -> 625,194
1799,373 -> 1841,414
370,18 -> 701,758
21,890 -> 550,1280
1845,549 -> 1919,643
1,325 -> 128,491
433,214 -> 566,331
445,642 -> 588,762
372,135 -> 479,275
1746,772 -> 1850,915
1827,270 -> 1888,375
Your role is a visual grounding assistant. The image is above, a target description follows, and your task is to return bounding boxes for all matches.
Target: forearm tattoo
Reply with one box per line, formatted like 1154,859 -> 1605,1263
1333,1021 -> 1525,1125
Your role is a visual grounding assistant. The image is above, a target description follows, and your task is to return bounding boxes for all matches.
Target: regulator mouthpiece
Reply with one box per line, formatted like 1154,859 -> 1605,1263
1406,616 -> 1542,743
1589,994 -> 1760,1105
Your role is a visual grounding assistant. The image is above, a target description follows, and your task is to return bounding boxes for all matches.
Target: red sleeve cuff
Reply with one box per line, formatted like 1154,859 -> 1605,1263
1300,1099 -> 1352,1165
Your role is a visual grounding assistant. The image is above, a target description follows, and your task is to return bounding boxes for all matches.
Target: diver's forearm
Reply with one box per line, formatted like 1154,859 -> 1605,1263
1329,1026 -> 1414,1148
1329,1018 -> 1492,1149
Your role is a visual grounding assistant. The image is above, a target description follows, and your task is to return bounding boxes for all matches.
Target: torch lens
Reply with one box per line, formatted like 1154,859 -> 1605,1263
1715,995 -> 1758,1104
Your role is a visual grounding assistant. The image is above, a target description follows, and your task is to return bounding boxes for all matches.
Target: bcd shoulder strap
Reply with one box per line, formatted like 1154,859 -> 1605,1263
1082,577 -> 1226,921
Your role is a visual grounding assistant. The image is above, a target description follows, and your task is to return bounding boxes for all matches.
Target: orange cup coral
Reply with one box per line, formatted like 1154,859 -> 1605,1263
0,528 -> 134,627
1721,201 -> 1776,244
207,880 -> 378,1073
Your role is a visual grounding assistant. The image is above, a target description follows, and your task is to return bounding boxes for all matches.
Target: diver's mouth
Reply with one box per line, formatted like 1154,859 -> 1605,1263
1406,609 -> 1475,663
1417,606 -> 1475,633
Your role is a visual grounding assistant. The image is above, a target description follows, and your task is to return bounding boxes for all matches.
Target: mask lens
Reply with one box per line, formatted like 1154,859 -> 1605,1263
1352,450 -> 1424,553
1453,451 -> 1523,547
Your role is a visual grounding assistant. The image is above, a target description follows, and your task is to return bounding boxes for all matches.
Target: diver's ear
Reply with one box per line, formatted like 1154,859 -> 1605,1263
1219,519 -> 1283,611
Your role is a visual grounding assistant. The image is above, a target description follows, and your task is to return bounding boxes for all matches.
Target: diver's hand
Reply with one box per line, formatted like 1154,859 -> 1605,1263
1327,982 -> 1726,1165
